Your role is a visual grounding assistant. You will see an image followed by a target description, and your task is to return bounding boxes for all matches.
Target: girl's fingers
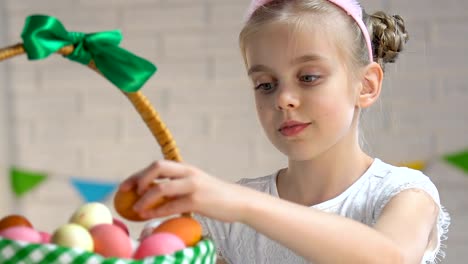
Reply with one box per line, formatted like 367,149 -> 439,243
119,172 -> 141,191
119,161 -> 161,191
133,186 -> 164,212
141,196 -> 194,219
133,177 -> 195,212
135,160 -> 193,195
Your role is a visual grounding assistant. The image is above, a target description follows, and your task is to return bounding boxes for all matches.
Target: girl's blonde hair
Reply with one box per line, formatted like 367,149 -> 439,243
239,0 -> 409,71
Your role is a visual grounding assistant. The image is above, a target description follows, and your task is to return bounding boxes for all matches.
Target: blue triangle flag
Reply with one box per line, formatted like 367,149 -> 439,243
71,177 -> 118,203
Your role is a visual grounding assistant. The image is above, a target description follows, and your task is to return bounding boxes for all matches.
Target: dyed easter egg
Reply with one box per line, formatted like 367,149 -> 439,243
69,202 -> 113,230
152,216 -> 202,246
0,215 -> 33,232
0,226 -> 41,243
133,232 -> 185,259
90,224 -> 132,258
114,185 -> 166,221
51,223 -> 93,251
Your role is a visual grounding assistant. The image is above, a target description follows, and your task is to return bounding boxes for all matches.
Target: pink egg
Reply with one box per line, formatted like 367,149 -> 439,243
90,223 -> 132,258
39,231 -> 52,244
0,226 -> 41,243
134,232 -> 186,259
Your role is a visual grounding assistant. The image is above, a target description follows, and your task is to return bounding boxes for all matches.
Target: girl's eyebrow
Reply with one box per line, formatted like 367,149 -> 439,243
248,54 -> 327,76
291,54 -> 326,65
248,64 -> 272,76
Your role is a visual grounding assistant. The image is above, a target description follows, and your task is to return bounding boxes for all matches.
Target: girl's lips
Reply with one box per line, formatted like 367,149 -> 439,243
278,123 -> 310,137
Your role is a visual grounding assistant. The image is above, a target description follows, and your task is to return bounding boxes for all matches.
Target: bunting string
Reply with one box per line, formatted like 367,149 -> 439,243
3,149 -> 468,201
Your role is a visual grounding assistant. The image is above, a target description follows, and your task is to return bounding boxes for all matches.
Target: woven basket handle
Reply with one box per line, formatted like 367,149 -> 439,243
0,43 -> 182,162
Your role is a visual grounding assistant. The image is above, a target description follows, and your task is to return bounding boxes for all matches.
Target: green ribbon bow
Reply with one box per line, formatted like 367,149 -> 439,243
21,15 -> 157,93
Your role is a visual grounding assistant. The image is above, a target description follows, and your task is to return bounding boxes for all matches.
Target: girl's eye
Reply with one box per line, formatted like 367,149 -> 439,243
299,74 -> 319,83
255,82 -> 276,93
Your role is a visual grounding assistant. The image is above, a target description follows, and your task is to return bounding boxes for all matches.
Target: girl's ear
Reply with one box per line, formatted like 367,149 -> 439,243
358,62 -> 383,109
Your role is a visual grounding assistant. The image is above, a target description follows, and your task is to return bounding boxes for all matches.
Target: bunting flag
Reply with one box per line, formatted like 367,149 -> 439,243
70,177 -> 119,203
398,160 -> 427,171
443,149 -> 468,175
9,167 -> 47,197
4,148 -> 468,199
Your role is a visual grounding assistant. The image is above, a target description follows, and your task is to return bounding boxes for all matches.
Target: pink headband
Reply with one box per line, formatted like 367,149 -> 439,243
246,0 -> 373,62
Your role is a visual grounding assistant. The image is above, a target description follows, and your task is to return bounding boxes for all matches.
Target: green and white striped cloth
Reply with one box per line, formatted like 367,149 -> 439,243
0,237 -> 216,264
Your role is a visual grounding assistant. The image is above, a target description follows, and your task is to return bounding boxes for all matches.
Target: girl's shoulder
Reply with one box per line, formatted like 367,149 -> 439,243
370,158 -> 430,180
370,159 -> 450,263
369,158 -> 440,202
366,158 -> 442,219
236,171 -> 280,194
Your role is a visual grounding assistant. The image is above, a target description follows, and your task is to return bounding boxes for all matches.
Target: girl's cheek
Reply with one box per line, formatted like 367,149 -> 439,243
309,96 -> 340,118
255,96 -> 269,110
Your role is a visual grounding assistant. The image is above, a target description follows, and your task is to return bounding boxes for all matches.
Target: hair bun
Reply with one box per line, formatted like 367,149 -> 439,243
369,11 -> 409,66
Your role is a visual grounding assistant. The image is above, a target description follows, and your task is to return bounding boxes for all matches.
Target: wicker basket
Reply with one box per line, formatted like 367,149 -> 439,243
0,15 -> 216,264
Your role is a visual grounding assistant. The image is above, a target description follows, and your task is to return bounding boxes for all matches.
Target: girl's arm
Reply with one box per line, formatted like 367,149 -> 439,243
239,184 -> 438,264
122,160 -> 438,264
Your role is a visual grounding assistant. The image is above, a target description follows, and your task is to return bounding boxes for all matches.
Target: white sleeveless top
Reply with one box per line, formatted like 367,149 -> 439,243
196,158 -> 450,264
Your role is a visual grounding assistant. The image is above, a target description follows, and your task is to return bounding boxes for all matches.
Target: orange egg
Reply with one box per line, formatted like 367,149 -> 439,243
0,215 -> 33,232
152,216 -> 202,247
114,185 -> 167,222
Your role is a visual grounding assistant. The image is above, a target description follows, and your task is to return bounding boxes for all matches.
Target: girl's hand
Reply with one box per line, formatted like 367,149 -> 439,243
118,160 -> 247,222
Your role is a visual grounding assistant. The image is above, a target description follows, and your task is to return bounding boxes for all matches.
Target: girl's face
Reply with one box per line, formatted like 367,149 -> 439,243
244,20 -> 362,161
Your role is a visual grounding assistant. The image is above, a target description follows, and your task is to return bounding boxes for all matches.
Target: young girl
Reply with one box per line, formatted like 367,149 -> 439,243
120,0 -> 450,263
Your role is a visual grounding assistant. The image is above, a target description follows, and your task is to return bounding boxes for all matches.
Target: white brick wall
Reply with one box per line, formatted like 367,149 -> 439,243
0,0 -> 13,217
0,0 -> 466,262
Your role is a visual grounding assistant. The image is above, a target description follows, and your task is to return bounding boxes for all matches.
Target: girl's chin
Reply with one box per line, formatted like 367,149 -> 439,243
278,147 -> 320,161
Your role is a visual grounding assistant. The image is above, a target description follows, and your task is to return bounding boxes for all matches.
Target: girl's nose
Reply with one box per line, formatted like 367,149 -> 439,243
276,86 -> 300,110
